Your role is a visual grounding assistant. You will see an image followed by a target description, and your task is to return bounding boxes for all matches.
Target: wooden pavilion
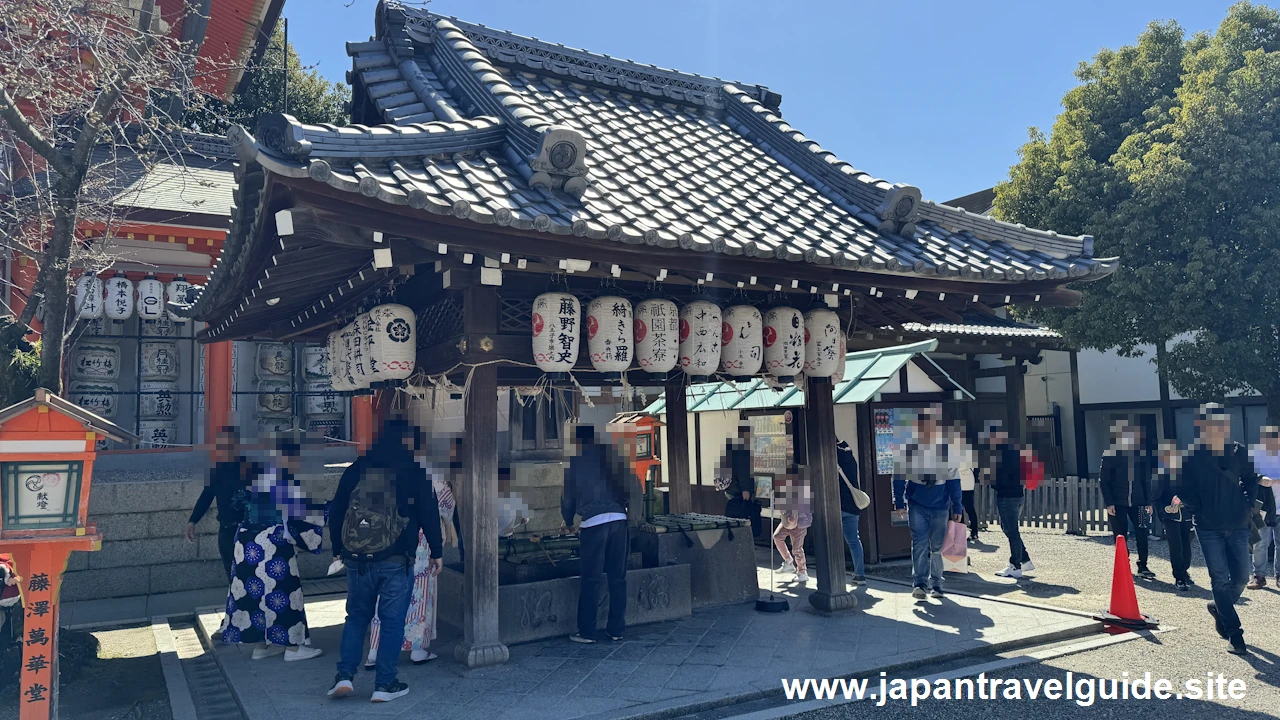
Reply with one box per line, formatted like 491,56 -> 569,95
174,2 -> 1116,667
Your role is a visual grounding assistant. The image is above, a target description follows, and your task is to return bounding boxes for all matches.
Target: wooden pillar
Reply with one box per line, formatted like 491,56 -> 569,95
1004,363 -> 1027,442
855,401 -> 880,565
805,376 -> 857,612
1069,350 -> 1090,477
352,396 -> 375,451
663,377 -> 692,514
454,285 -> 509,668
203,341 -> 233,446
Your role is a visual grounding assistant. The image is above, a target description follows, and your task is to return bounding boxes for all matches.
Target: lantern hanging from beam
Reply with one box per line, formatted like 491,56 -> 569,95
75,273 -> 104,320
348,312 -> 372,388
763,306 -> 804,383
532,291 -> 580,376
679,300 -> 721,380
803,308 -> 842,378
587,296 -> 633,376
136,274 -> 165,320
368,304 -> 416,382
326,330 -> 352,392
634,298 -> 678,380
831,331 -> 848,384
166,275 -> 191,322
104,272 -> 133,322
720,305 -> 762,377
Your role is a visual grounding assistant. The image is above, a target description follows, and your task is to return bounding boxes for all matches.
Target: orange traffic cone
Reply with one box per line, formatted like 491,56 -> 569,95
1094,535 -> 1158,632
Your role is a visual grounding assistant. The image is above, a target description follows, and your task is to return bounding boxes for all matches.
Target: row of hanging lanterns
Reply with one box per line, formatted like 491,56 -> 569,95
75,272 -> 191,322
532,290 -> 847,383
325,304 -> 417,391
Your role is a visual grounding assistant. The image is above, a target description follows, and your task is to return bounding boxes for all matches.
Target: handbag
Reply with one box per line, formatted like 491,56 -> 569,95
941,520 -> 969,573
838,465 -> 871,510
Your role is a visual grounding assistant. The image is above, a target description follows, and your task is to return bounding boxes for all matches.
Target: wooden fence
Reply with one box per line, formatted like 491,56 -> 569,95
973,476 -> 1109,535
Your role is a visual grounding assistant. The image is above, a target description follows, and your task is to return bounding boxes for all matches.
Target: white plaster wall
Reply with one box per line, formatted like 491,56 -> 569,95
1023,350 -> 1080,475
1076,347 -> 1161,405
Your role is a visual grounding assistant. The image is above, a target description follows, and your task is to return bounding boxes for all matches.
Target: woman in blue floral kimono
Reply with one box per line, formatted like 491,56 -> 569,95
220,432 -> 326,662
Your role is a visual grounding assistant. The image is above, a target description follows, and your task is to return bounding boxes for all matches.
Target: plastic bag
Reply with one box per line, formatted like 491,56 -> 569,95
941,520 -> 969,573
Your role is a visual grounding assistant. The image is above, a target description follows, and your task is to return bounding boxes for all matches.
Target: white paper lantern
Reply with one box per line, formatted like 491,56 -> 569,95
257,378 -> 292,416
256,342 -> 293,379
831,331 -> 848,384
337,321 -> 360,390
303,345 -> 329,381
136,275 -> 165,320
803,308 -> 842,378
679,300 -> 721,379
104,273 -> 134,321
166,275 -> 192,321
70,382 -> 118,418
367,304 -> 416,382
345,312 -> 374,388
634,298 -> 679,378
763,306 -> 804,382
137,420 -> 177,448
75,274 -> 104,320
586,296 -> 632,374
139,341 -> 180,380
304,380 -> 343,416
720,305 -> 763,377
139,380 -> 179,419
532,292 -> 580,374
326,331 -> 350,392
71,342 -> 120,381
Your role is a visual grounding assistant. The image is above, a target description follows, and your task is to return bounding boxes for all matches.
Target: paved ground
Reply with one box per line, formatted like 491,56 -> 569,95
194,557 -> 1098,720
774,527 -> 1280,720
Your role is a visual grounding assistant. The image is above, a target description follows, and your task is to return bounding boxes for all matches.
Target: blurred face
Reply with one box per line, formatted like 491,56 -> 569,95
1159,443 -> 1181,470
1198,418 -> 1229,449
918,417 -> 937,442
1263,428 -> 1280,451
214,432 -> 237,462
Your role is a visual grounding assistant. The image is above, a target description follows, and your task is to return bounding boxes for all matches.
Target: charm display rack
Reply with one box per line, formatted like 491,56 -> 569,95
756,508 -> 789,613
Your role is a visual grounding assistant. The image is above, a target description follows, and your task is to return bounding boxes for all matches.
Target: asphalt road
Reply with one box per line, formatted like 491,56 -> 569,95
776,526 -> 1280,720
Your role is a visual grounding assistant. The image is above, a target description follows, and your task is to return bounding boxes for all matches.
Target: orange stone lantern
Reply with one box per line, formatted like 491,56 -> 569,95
0,389 -> 137,720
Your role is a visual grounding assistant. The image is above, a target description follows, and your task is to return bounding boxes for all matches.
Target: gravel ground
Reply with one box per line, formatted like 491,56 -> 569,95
785,526 -> 1280,719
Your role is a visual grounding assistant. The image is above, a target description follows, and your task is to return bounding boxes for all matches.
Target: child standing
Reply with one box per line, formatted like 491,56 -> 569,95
773,471 -> 813,583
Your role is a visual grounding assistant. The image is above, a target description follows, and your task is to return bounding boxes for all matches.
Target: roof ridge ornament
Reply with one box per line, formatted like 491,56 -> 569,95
429,18 -> 591,198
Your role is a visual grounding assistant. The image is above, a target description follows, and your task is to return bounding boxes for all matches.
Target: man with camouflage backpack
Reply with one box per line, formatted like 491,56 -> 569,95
328,418 -> 442,703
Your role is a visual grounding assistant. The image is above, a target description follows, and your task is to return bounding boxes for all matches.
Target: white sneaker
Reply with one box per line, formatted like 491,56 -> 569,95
284,645 -> 323,662
1020,560 -> 1035,572
365,649 -> 377,670
251,644 -> 285,660
779,561 -> 796,574
796,572 -> 810,583
995,565 -> 1023,579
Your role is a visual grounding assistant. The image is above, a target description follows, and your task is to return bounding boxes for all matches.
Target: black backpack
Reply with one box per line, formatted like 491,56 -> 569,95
342,465 -> 408,558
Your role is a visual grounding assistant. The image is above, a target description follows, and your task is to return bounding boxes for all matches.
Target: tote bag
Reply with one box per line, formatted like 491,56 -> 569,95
941,520 -> 969,573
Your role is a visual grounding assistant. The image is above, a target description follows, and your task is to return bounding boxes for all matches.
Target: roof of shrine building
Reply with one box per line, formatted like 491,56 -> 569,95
179,2 -> 1117,337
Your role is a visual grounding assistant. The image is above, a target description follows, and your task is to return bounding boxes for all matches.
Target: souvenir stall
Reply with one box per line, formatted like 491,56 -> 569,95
172,4 -> 1115,667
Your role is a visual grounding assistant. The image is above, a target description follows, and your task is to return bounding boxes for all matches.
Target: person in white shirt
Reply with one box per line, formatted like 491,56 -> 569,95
1247,427 -> 1280,589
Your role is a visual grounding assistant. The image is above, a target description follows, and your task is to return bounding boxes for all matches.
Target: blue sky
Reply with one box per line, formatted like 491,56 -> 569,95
284,0 -> 1245,202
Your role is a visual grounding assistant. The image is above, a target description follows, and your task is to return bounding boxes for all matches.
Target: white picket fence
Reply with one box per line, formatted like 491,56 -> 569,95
973,476 -> 1109,535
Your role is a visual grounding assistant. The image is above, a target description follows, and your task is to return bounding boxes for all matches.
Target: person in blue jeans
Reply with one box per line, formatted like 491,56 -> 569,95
982,422 -> 1034,579
836,438 -> 866,584
1180,404 -> 1259,656
327,418 -> 443,702
892,406 -> 963,599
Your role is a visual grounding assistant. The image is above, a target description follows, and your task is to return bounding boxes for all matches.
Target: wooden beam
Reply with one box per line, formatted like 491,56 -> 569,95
804,376 -> 856,612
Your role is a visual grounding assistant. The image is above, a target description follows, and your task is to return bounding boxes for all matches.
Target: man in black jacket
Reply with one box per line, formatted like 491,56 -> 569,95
1101,421 -> 1156,579
562,425 -> 634,644
1181,404 -> 1259,655
722,423 -> 762,537
186,426 -> 248,581
328,418 -> 443,702
984,422 -> 1034,579
836,438 -> 866,584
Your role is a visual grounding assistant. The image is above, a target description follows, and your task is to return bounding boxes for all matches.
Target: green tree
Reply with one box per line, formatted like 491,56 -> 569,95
996,2 -> 1280,418
188,25 -> 348,134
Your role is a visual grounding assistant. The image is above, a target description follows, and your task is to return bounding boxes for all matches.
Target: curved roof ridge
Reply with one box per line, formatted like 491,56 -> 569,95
916,200 -> 1093,259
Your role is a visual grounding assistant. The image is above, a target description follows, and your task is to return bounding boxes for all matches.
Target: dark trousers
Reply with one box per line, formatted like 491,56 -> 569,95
1198,528 -> 1250,643
725,497 -> 763,537
1164,516 -> 1192,583
578,519 -> 628,638
996,497 -> 1031,567
961,490 -> 979,536
1109,504 -> 1149,568
217,524 -> 238,581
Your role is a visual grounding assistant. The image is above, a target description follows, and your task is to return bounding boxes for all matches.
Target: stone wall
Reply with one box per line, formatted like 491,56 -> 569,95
62,449 -> 353,603
509,461 -> 566,535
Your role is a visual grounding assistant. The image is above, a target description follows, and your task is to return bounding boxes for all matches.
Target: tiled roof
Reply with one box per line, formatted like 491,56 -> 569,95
898,314 -> 1061,339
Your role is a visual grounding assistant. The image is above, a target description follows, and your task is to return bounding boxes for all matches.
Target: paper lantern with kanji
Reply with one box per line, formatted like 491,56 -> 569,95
75,273 -> 104,320
831,331 -> 848,384
337,321 -> 361,390
532,291 -> 580,374
367,304 -> 416,382
140,341 -> 180,381
139,380 -> 179,419
346,313 -> 372,388
104,272 -> 134,321
634,298 -> 678,379
763,306 -> 804,382
803,308 -> 842,378
326,330 -> 352,392
586,296 -> 633,375
720,305 -> 762,377
166,275 -> 192,321
679,300 -> 721,380
136,275 -> 165,319
71,342 -> 120,381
